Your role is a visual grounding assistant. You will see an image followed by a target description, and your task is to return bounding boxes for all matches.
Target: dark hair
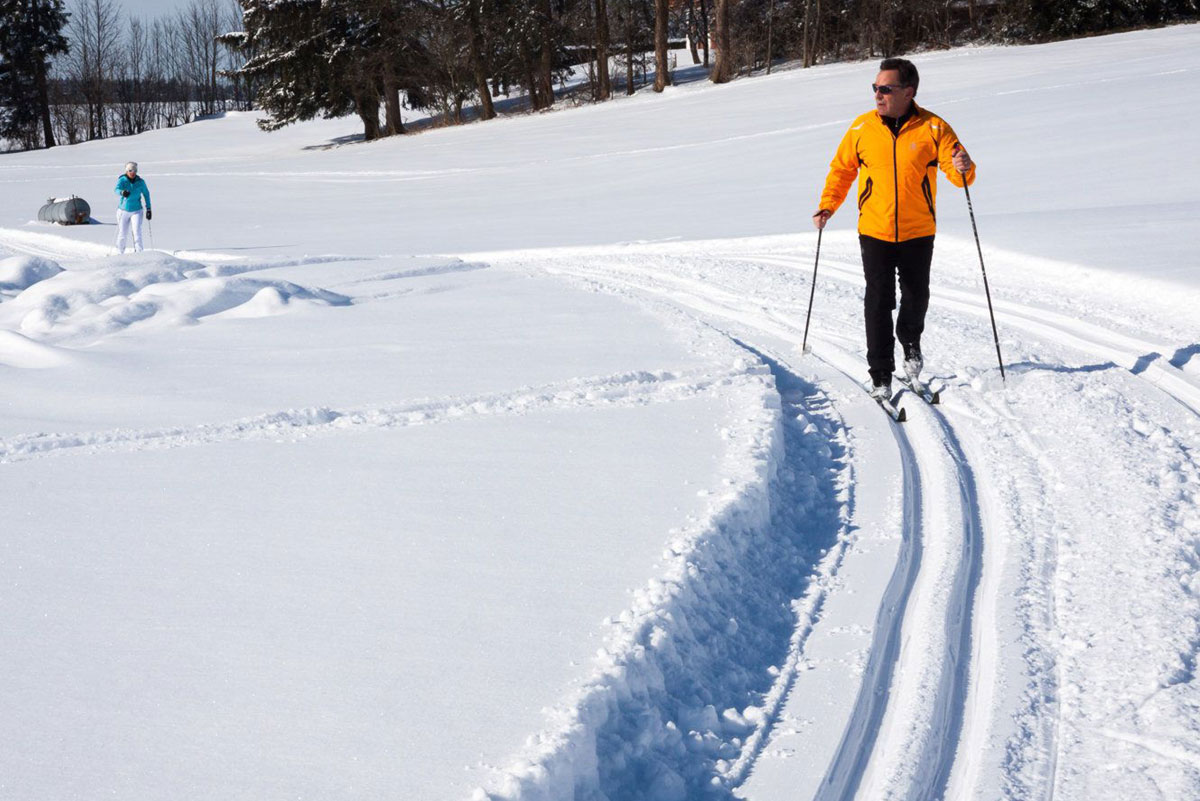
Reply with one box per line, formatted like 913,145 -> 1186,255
879,58 -> 919,94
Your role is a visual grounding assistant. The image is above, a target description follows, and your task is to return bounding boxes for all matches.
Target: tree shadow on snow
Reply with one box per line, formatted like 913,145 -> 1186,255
301,57 -> 717,150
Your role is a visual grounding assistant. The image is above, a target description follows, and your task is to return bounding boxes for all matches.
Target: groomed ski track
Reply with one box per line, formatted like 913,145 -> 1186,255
469,232 -> 1200,800
468,239 -> 999,801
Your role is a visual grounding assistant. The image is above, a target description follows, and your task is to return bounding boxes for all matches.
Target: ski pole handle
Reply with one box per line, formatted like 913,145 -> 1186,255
952,143 -> 972,174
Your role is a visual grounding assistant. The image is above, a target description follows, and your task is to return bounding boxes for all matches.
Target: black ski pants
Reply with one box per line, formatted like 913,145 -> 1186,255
859,234 -> 934,383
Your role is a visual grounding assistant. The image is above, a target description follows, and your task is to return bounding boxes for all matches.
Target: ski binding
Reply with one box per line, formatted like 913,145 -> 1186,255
899,375 -> 941,405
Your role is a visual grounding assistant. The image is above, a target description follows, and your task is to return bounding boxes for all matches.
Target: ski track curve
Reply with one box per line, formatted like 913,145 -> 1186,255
745,252 -> 1200,419
0,366 -> 752,464
486,237 -> 1200,801
478,247 -> 988,801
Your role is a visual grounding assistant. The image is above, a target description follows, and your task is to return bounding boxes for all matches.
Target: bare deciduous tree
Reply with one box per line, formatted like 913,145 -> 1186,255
68,0 -> 121,139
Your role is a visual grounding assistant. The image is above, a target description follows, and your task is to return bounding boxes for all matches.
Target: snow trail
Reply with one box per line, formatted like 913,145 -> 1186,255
744,251 -> 1200,417
473,242 -> 993,801
0,365 -> 751,463
898,407 -> 985,801
810,417 -> 923,801
466,228 -> 1197,800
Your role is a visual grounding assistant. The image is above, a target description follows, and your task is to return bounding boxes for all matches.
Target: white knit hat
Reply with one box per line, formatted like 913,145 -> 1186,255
125,161 -> 138,173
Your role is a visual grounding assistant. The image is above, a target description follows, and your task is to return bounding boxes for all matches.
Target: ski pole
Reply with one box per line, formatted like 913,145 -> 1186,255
954,144 -> 1005,382
148,216 -> 155,251
801,222 -> 823,355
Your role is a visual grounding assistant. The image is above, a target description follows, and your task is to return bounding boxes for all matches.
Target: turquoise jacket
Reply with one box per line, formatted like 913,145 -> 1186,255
114,174 -> 151,213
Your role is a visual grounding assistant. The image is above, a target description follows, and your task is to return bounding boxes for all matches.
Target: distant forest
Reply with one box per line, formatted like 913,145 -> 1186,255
1,0 -> 1197,150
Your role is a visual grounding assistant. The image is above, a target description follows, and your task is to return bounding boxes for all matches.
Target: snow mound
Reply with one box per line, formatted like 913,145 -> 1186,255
0,255 -> 64,291
213,286 -> 291,318
0,251 -> 351,343
0,330 -> 74,368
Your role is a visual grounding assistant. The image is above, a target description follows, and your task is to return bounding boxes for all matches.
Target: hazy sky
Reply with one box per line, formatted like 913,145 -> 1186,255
120,0 -> 181,22
96,0 -> 241,26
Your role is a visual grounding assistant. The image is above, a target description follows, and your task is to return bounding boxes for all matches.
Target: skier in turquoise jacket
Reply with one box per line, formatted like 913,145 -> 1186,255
114,161 -> 152,252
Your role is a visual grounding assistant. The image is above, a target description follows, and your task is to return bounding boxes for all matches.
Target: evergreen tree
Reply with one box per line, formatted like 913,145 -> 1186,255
0,0 -> 69,149
222,1 -> 332,133
224,0 -> 428,140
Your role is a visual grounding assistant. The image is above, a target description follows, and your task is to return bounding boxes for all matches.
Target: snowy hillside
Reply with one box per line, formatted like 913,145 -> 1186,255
2,24 -> 1199,801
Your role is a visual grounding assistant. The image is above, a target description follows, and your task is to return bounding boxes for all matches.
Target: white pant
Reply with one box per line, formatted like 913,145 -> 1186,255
116,209 -> 144,253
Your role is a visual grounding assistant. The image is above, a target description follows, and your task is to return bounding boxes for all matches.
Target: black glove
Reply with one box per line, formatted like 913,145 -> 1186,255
146,209 -> 152,220
121,190 -> 130,197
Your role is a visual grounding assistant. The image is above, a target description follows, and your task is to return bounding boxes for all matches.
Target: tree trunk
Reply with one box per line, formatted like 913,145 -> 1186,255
466,0 -> 496,119
355,89 -> 381,140
699,0 -> 710,67
625,0 -> 635,96
527,63 -> 542,110
383,71 -> 405,135
595,0 -> 611,100
765,0 -> 775,73
687,0 -> 700,64
802,0 -> 811,67
35,58 -> 55,148
653,0 -> 669,91
710,0 -> 731,83
538,0 -> 555,108
813,0 -> 822,63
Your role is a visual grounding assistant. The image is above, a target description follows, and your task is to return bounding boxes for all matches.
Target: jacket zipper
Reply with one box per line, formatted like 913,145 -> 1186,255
891,128 -> 900,242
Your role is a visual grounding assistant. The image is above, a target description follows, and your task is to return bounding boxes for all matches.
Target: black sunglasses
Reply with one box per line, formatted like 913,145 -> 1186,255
872,83 -> 906,95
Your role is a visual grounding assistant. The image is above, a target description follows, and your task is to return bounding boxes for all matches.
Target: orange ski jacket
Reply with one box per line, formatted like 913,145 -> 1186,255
819,104 -> 975,242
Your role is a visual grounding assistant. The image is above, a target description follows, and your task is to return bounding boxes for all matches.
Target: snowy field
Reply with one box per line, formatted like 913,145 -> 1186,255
1,24 -> 1199,801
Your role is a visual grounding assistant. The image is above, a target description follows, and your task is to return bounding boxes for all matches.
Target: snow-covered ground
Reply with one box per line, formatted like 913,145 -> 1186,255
1,24 -> 1198,801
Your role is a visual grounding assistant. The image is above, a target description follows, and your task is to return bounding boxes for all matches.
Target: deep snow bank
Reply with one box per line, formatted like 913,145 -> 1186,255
477,306 -> 847,801
0,254 -> 63,291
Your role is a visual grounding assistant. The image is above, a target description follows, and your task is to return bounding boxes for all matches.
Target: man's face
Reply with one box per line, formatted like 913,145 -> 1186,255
874,69 -> 914,117
125,169 -> 136,179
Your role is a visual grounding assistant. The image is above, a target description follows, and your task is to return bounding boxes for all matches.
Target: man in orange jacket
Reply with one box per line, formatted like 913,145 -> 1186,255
813,57 -> 974,400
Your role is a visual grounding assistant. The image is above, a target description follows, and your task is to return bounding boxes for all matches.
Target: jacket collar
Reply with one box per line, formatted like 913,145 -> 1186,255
875,101 -> 923,132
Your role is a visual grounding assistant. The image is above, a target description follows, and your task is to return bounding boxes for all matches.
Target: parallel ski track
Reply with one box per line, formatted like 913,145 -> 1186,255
900,404 -> 986,801
522,254 -> 985,801
812,420 -> 923,801
741,247 -> 1200,801
746,253 -> 1200,418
